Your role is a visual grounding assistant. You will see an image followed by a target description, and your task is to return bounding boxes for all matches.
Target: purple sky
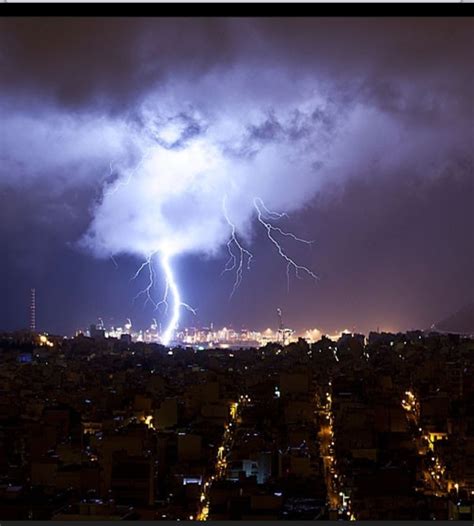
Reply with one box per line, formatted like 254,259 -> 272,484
0,17 -> 473,336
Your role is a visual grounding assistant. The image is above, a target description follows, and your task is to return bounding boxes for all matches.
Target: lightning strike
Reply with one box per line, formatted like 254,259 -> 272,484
113,126 -> 317,338
253,197 -> 318,291
132,252 -> 158,309
159,253 -> 196,345
132,251 -> 196,346
106,151 -> 153,197
220,196 -> 317,296
222,196 -> 253,298
256,199 -> 290,221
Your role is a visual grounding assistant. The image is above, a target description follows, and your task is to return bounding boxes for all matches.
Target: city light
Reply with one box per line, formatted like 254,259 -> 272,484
84,319 -> 353,349
39,334 -> 54,347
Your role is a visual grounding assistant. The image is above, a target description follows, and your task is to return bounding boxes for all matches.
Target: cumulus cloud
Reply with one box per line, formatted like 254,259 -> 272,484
0,106 -> 138,188
0,17 -> 472,266
80,69 -> 469,264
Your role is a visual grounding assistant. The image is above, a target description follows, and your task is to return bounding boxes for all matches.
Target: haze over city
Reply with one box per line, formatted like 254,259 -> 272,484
1,17 -> 472,337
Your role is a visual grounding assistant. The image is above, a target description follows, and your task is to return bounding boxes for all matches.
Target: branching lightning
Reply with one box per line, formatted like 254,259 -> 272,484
255,199 -> 289,221
131,194 -> 317,342
112,151 -> 200,346
160,253 -> 196,345
132,251 -> 196,346
132,252 -> 159,309
111,124 -> 316,345
222,196 -> 253,298
106,151 -> 153,197
220,195 -> 318,296
253,197 -> 318,291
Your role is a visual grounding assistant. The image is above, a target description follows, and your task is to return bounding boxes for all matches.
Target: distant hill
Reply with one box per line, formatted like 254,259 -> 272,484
431,302 -> 474,335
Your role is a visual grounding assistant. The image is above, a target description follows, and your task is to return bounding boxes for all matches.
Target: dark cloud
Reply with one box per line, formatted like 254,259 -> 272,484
1,18 -> 472,113
0,18 -> 240,111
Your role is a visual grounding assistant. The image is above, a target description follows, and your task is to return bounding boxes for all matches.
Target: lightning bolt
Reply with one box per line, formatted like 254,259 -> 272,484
221,195 -> 318,297
255,199 -> 289,221
159,254 -> 196,345
114,150 -> 316,341
111,149 -> 199,346
106,151 -> 153,197
110,255 -> 119,269
222,196 -> 253,298
253,197 -> 318,291
131,252 -> 158,308
132,251 -> 196,346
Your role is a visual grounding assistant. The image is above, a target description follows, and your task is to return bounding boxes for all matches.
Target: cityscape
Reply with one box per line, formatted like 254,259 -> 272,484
83,312 -> 339,349
1,14 -> 473,523
1,326 -> 474,520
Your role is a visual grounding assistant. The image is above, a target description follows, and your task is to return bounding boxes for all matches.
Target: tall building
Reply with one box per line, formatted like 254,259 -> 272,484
30,288 -> 36,332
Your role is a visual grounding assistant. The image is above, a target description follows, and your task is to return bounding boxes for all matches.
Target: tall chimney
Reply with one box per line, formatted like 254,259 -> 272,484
30,288 -> 36,332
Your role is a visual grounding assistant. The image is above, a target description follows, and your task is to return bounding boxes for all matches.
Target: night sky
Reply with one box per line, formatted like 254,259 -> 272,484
1,17 -> 473,336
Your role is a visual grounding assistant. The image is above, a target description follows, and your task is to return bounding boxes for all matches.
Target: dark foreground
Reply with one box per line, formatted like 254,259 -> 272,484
0,330 -> 473,520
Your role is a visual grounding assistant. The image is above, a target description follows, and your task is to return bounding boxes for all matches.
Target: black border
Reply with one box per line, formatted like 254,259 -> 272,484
1,3 -> 474,16
0,522 -> 473,525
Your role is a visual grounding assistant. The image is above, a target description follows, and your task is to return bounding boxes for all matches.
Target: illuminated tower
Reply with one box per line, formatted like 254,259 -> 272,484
276,308 -> 294,346
277,308 -> 284,343
30,288 -> 36,332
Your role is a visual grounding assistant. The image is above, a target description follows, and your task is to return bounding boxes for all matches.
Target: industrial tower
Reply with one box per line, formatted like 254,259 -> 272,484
276,308 -> 295,345
30,288 -> 36,332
